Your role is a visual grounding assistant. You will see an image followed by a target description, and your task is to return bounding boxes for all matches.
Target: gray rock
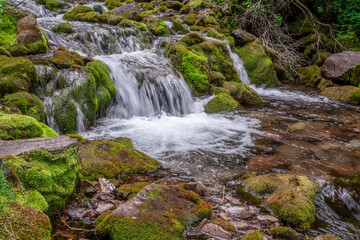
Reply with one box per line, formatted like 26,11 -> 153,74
226,207 -> 253,219
96,202 -> 116,214
256,214 -> 278,223
109,3 -> 140,20
321,51 -> 360,85
0,136 -> 78,156
231,29 -> 256,47
201,223 -> 232,240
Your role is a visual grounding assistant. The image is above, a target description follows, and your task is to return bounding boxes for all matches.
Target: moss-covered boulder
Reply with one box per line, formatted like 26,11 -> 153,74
79,139 -> 161,180
222,81 -> 263,106
95,184 -> 212,240
165,33 -> 240,93
35,0 -> 67,11
143,16 -> 170,36
0,203 -> 51,240
52,22 -> 74,34
0,55 -> 39,97
204,93 -> 239,114
236,40 -> 280,87
321,86 -> 360,105
3,92 -> 46,123
0,113 -> 58,140
1,138 -> 81,211
63,5 -> 100,22
50,46 -> 84,69
239,173 -> 318,230
119,19 -> 148,31
4,14 -> 49,56
241,230 -> 263,240
270,226 -> 300,239
296,65 -> 323,87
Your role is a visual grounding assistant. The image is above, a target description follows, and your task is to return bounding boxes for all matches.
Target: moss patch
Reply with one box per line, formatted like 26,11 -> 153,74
321,86 -> 360,105
236,40 -> 280,87
52,22 -> 74,34
143,16 -> 170,36
222,81 -> 263,106
204,93 -> 239,114
241,230 -> 263,240
35,0 -> 67,11
79,139 -> 161,180
50,46 -> 84,69
63,5 -> 100,22
295,65 -> 323,87
240,173 -> 318,230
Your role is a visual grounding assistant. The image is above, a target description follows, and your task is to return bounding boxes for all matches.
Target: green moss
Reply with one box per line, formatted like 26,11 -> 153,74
0,46 -> 11,57
140,3 -> 154,11
35,0 -> 67,11
64,133 -> 84,141
288,14 -> 314,37
270,226 -> 299,238
222,81 -> 263,106
212,219 -> 235,234
241,174 -> 318,230
2,146 -> 81,211
0,55 -> 39,97
144,17 -> 170,36
295,65 -> 322,87
158,5 -> 168,12
211,86 -> 230,95
0,11 -> 18,46
321,86 -> 360,105
96,184 -> 211,240
202,27 -> 225,39
179,32 -> 206,47
0,203 -> 51,240
63,5 -> 99,22
0,113 -> 58,140
79,139 -> 161,180
236,40 -> 280,87
184,13 -> 199,25
105,0 -> 123,10
241,230 -> 263,240
160,1 -> 182,11
3,92 -> 46,123
340,64 -> 360,87
53,89 -> 77,134
117,182 -> 150,200
50,46 -> 84,69
204,93 -> 239,114
119,19 -> 148,31
52,23 -> 74,34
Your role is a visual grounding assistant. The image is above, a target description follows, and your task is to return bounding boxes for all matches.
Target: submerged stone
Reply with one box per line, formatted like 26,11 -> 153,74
239,173 -> 318,230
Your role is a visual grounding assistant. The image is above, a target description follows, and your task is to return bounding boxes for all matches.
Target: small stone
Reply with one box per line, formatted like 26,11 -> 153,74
226,207 -> 253,219
96,202 -> 115,214
257,215 -> 278,223
231,221 -> 251,231
186,181 -> 211,197
85,187 -> 97,197
225,195 -> 241,205
201,223 -> 232,240
99,194 -> 108,202
219,212 -> 229,221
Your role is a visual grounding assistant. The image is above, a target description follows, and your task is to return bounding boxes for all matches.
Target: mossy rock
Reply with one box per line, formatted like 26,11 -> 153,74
96,184 -> 212,240
105,0 -> 123,10
52,22 -> 74,34
53,89 -> 78,134
119,19 -> 148,31
202,27 -> 225,40
3,92 -> 46,123
0,46 -> 11,57
63,5 -> 100,22
0,55 -> 39,97
0,113 -> 58,140
270,226 -> 300,239
117,182 -> 150,200
50,46 -> 84,69
2,146 -> 81,211
79,139 -> 161,180
241,230 -> 263,240
35,0 -> 67,11
222,81 -> 263,106
240,173 -> 318,230
143,16 -> 170,36
295,65 -> 323,87
321,86 -> 360,105
236,40 -> 280,87
0,9 -> 19,46
334,175 -> 360,193
0,203 -> 51,240
204,93 -> 239,114
184,13 -> 199,25
211,86 -> 230,95
179,32 -> 206,47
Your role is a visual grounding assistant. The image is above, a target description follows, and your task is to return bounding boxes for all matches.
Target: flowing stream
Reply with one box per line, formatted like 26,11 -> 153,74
13,1 -> 360,238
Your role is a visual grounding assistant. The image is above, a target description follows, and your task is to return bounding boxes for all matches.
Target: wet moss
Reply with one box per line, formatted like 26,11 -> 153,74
144,16 -> 170,36
340,64 -> 360,87
0,11 -> 18,46
204,93 -> 239,114
96,184 -> 211,240
79,139 -> 161,180
119,19 -> 148,31
0,113 -> 58,140
0,55 -> 39,97
236,40 -> 280,87
105,0 -> 123,10
321,86 -> 360,105
240,173 -> 318,230
52,22 -> 74,34
241,230 -> 263,240
3,92 -> 46,123
117,182 -> 150,200
50,46 -> 84,69
35,0 -> 67,11
2,146 -> 81,211
184,13 -> 199,26
160,1 -> 182,11
53,89 -> 77,134
63,5 -> 100,22
222,81 -> 263,106
179,32 -> 206,47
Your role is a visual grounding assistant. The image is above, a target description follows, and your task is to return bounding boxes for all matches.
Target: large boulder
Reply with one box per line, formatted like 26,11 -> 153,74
0,55 -> 39,97
143,16 -> 170,36
231,29 -> 256,47
95,184 -> 212,239
236,40 -> 280,87
0,136 -> 81,211
109,3 -> 141,21
79,138 -> 161,180
321,51 -> 360,86
239,173 -> 318,230
321,86 -> 360,105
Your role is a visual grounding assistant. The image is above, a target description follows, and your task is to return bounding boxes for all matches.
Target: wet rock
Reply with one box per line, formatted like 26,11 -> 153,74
93,4 -> 104,14
219,212 -> 230,221
321,51 -> 360,86
231,29 -> 256,47
201,223 -> 232,240
247,156 -> 292,171
110,3 -> 140,21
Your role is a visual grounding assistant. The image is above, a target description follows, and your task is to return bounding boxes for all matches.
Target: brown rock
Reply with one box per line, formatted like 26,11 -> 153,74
256,215 -> 278,223
16,15 -> 42,44
225,195 -> 241,205
186,181 -> 211,197
201,223 -> 232,240
109,3 -> 140,20
231,221 -> 251,231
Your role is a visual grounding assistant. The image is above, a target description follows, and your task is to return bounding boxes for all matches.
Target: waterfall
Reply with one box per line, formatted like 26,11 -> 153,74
97,51 -> 195,119
225,42 -> 251,85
